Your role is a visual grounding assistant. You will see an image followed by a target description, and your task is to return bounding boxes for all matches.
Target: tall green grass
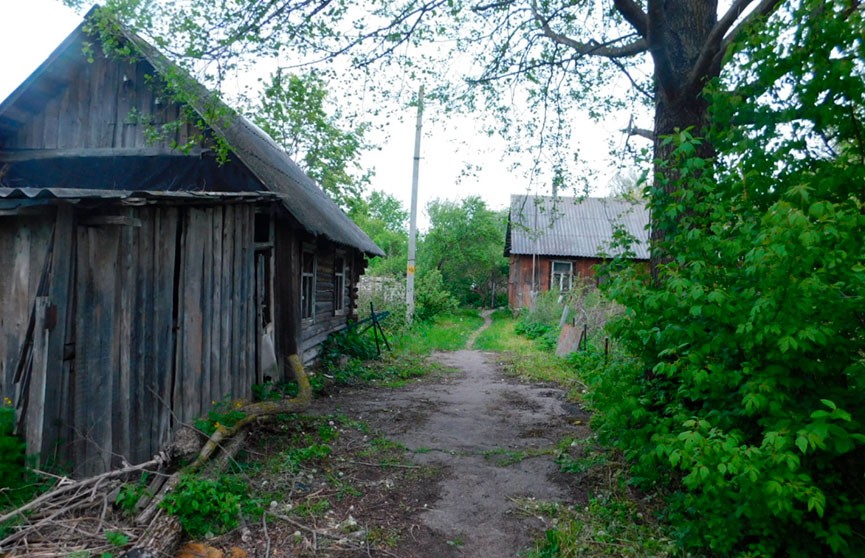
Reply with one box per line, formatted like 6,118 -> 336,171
394,309 -> 484,354
476,308 -> 585,399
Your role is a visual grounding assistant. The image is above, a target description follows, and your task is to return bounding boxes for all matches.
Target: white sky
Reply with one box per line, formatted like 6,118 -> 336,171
0,0 -> 640,230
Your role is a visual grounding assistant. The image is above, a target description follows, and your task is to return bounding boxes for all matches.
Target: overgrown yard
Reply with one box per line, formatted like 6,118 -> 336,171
0,309 -> 675,557
198,310 -> 676,557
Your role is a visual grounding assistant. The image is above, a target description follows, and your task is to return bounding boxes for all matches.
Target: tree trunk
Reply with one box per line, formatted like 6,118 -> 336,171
648,1 -> 720,267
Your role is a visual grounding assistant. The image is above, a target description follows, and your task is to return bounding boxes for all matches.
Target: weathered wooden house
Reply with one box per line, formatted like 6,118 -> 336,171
0,10 -> 382,475
504,195 -> 648,308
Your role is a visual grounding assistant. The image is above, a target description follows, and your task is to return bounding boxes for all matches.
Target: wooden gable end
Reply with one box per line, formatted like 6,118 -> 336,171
0,30 -> 202,155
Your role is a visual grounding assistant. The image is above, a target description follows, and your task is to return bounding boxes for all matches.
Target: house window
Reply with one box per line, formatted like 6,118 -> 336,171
334,254 -> 347,314
551,260 -> 573,292
301,248 -> 316,320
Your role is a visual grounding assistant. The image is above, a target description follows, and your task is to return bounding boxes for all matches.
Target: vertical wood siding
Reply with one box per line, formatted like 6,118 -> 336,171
508,255 -> 603,309
5,44 -> 198,151
0,215 -> 54,401
0,203 -> 261,476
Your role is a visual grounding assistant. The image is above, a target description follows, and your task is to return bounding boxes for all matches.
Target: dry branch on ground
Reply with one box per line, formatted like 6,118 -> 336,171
0,355 -> 312,557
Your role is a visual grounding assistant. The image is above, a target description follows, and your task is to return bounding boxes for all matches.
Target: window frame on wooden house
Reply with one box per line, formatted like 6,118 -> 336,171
333,252 -> 349,315
301,246 -> 316,320
550,260 -> 573,292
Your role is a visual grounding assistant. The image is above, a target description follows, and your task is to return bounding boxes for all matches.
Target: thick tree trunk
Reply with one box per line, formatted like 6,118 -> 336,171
648,1 -> 720,268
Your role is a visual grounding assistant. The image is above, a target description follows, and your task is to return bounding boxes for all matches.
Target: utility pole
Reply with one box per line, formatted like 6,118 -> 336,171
406,85 -> 424,325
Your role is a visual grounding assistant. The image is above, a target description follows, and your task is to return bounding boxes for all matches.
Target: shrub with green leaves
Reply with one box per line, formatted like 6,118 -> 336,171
320,326 -> 380,369
160,474 -> 255,537
0,404 -> 24,484
592,3 -> 865,555
414,268 -> 459,322
0,401 -> 36,510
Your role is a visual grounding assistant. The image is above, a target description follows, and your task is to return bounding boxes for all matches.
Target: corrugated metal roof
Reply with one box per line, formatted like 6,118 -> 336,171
507,195 -> 650,260
0,8 -> 384,257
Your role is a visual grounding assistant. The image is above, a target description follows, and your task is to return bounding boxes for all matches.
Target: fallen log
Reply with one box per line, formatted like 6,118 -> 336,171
123,354 -> 312,557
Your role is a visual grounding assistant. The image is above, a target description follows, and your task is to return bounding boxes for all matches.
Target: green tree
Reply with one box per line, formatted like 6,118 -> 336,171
350,190 -> 409,276
590,2 -> 865,554
251,69 -> 370,209
73,0 -> 788,251
420,196 -> 508,307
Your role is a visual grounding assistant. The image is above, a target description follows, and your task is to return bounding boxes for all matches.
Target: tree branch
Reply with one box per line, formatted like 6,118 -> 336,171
686,0 -> 783,97
612,0 -> 649,37
608,56 -> 654,101
623,126 -> 654,140
530,0 -> 647,58
472,0 -> 515,12
711,0 -> 785,74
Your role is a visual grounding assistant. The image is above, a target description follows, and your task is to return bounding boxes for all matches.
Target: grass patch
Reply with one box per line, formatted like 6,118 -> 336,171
396,309 -> 484,353
482,446 -> 553,466
356,437 -> 408,467
516,438 -> 684,558
315,350 -> 439,391
292,497 -> 332,518
474,308 -> 533,352
473,310 -> 578,390
367,526 -> 400,547
517,492 -> 678,558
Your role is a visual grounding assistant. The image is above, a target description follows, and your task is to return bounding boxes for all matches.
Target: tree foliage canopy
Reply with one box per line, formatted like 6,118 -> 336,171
350,190 -> 410,276
251,69 -> 370,209
72,0 -> 785,200
590,2 -> 865,554
420,196 -> 508,307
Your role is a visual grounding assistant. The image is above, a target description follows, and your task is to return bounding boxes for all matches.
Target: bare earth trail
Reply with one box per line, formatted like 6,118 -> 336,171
313,311 -> 592,557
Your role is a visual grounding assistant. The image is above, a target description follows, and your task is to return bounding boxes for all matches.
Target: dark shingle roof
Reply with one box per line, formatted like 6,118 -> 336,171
506,195 -> 649,260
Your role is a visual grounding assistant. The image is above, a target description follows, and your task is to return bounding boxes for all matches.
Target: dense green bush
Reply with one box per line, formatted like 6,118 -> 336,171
0,400 -> 49,512
0,403 -> 27,503
161,474 -> 258,537
592,4 -> 865,555
514,291 -> 563,350
414,268 -> 459,322
320,325 -> 380,367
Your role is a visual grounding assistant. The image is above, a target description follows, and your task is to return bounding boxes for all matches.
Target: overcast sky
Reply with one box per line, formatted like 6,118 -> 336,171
0,0 -> 637,229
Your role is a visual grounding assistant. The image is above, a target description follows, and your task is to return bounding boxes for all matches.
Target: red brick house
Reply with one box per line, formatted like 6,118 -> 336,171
504,195 -> 649,308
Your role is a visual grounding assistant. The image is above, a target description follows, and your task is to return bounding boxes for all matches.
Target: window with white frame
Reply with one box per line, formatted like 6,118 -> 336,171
551,260 -> 573,292
334,254 -> 347,314
301,249 -> 316,320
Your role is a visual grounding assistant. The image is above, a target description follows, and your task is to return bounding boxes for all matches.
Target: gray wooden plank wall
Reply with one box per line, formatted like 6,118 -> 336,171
7,46 -> 197,151
1,203 -> 260,477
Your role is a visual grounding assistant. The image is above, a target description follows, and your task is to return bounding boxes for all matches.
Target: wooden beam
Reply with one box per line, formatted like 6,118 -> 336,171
0,147 -> 208,162
79,215 -> 143,227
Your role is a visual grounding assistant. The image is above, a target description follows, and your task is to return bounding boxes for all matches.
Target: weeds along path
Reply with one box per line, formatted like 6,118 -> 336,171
315,338 -> 591,556
464,308 -> 494,349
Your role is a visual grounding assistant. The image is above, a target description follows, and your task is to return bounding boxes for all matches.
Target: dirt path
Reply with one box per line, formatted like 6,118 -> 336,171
312,314 -> 592,557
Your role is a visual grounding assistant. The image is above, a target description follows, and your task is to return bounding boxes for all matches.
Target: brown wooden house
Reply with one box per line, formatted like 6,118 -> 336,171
504,195 -> 648,309
0,10 -> 382,476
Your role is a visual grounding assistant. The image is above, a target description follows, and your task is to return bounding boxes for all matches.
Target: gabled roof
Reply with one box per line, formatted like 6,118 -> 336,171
0,8 -> 383,257
505,195 -> 649,260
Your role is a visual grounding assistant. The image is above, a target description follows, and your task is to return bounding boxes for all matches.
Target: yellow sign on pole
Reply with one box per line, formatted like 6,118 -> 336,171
407,265 -> 416,275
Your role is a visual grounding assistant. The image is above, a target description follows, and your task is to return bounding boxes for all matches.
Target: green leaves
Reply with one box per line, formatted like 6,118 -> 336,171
588,1 -> 865,555
251,70 -> 371,210
419,196 -> 508,308
160,474 -> 254,537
